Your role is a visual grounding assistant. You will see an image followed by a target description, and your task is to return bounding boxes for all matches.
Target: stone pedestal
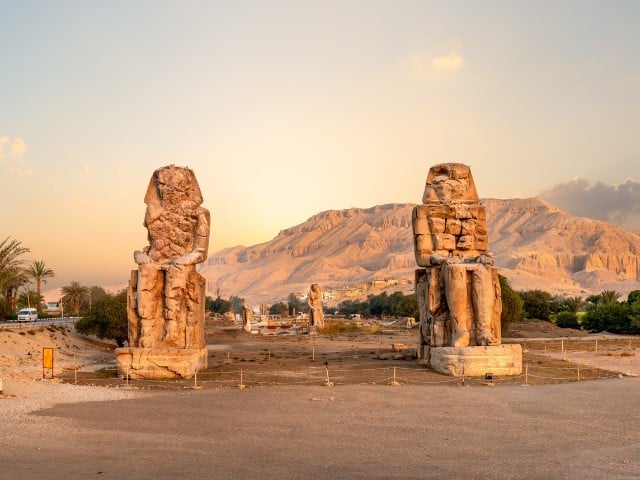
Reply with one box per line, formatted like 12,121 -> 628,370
419,344 -> 522,377
116,347 -> 208,380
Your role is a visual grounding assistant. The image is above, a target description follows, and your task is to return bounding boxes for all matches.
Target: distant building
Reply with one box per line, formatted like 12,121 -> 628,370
322,291 -> 334,300
370,277 -> 411,288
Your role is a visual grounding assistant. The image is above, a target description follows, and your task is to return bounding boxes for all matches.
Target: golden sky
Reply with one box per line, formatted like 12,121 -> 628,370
1,1 -> 639,290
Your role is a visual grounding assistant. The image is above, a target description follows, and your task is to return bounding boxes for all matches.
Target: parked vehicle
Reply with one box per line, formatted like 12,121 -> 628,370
17,308 -> 38,322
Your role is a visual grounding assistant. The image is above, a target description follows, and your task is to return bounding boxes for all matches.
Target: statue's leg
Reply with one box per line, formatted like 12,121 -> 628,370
136,264 -> 161,348
184,270 -> 202,348
164,264 -> 187,343
443,265 -> 470,347
431,267 -> 447,346
471,265 -> 496,346
127,270 -> 139,347
416,268 -> 432,346
316,307 -> 324,328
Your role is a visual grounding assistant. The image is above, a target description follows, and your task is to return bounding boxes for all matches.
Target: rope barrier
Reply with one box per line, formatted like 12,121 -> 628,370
54,339 -> 634,389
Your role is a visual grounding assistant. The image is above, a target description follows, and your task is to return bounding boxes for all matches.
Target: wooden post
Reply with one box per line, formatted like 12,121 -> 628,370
525,363 -> 529,385
324,366 -> 333,387
390,367 -> 400,386
193,371 -> 202,390
595,339 -> 598,352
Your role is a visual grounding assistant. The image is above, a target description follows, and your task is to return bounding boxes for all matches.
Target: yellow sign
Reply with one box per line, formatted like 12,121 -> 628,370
43,347 -> 54,369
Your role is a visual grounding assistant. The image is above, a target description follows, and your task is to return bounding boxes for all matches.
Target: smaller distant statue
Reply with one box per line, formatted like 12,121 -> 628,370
308,284 -> 324,332
243,305 -> 253,333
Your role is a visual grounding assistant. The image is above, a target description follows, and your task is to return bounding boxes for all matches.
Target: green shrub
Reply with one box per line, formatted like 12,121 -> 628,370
582,303 -> 629,333
75,291 -> 127,346
520,290 -> 553,320
555,311 -> 580,329
318,321 -> 381,336
0,297 -> 13,320
499,275 -> 523,334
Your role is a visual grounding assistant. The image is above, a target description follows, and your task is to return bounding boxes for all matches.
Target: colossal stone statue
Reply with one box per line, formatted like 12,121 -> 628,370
413,163 -> 521,376
308,284 -> 324,332
116,165 -> 210,379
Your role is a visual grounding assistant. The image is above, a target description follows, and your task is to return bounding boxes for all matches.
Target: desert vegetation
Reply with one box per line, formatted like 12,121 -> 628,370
517,288 -> 640,334
0,236 -> 56,318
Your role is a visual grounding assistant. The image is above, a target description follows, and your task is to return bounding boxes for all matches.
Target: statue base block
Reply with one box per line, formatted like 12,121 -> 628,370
115,347 -> 208,379
419,344 -> 522,377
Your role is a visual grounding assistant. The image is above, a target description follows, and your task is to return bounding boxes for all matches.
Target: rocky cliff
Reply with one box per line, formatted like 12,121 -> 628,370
199,199 -> 640,304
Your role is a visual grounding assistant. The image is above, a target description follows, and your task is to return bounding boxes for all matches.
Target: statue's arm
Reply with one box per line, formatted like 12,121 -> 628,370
174,208 -> 211,266
134,248 -> 152,265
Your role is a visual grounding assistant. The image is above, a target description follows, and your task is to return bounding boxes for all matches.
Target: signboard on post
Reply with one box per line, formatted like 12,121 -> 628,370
43,347 -> 54,379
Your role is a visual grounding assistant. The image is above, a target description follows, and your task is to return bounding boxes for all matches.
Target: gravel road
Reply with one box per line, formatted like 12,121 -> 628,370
1,378 -> 639,480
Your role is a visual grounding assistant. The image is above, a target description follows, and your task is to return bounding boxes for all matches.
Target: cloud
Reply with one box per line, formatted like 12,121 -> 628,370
10,138 -> 26,156
540,177 -> 640,232
0,136 -> 27,160
431,51 -> 463,72
0,136 -> 32,176
407,50 -> 464,77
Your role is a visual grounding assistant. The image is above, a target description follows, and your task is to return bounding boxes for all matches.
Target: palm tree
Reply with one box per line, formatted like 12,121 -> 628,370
601,290 -> 621,305
28,260 -> 55,312
563,296 -> 585,314
3,272 -> 29,312
0,237 -> 30,312
61,281 -> 89,316
17,290 -> 43,309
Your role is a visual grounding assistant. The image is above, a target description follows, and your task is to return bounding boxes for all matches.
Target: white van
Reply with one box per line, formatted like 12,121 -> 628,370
17,308 -> 38,322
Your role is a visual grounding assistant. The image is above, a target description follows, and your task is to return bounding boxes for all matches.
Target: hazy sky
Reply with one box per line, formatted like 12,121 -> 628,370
1,1 -> 639,291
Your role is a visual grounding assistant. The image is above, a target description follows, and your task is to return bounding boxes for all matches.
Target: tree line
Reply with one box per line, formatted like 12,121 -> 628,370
0,236 -> 55,317
4,232 -> 638,344
516,287 -> 640,334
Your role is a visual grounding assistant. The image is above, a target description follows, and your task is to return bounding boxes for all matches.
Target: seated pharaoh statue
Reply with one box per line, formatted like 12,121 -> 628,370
412,163 -> 501,350
128,165 -> 210,350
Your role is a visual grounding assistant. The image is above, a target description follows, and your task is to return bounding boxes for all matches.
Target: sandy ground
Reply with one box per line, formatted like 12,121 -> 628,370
1,320 -> 639,479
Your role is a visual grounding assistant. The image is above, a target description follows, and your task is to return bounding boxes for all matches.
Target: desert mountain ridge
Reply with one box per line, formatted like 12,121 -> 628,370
199,197 -> 640,305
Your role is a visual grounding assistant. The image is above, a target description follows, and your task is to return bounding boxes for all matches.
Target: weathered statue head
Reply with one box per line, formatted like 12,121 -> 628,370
145,165 -> 204,211
412,163 -> 488,266
141,165 -> 210,263
422,163 -> 479,204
